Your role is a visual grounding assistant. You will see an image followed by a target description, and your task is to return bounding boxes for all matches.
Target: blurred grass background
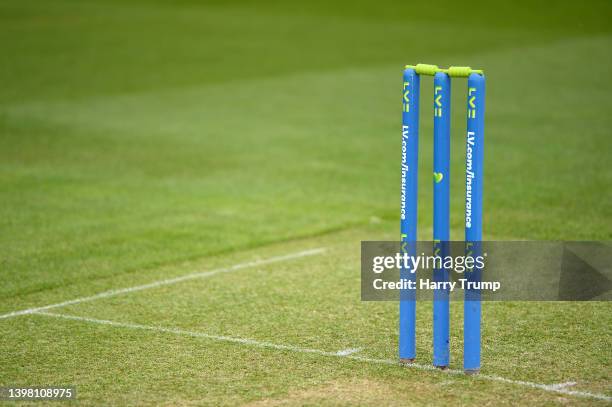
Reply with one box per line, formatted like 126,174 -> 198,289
1,0 -> 611,300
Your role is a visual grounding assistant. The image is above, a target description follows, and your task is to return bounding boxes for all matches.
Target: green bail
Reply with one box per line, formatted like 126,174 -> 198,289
405,64 -> 484,76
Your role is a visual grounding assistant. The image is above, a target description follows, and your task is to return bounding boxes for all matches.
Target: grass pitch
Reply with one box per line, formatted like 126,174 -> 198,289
1,0 -> 611,405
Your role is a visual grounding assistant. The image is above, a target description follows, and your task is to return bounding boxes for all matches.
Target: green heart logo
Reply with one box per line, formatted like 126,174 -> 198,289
433,172 -> 444,183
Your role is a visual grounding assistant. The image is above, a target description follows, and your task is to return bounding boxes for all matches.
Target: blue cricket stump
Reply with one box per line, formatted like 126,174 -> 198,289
399,67 -> 419,363
399,64 -> 484,373
464,72 -> 485,374
433,71 -> 451,369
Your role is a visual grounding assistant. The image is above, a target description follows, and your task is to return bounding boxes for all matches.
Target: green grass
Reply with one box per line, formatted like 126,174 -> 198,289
1,225 -> 610,405
0,0 -> 611,405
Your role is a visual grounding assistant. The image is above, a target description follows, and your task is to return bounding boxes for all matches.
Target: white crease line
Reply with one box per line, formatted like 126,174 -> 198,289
36,311 -> 348,357
544,382 -> 577,390
336,348 -> 362,356
34,311 -> 611,402
0,248 -> 326,320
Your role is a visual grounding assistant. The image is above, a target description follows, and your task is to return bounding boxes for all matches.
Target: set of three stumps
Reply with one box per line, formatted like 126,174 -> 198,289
400,63 -> 485,374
